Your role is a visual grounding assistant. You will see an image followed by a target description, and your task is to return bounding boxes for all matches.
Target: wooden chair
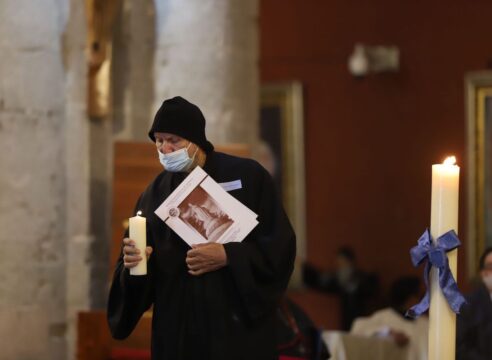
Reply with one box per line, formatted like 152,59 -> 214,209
77,310 -> 151,360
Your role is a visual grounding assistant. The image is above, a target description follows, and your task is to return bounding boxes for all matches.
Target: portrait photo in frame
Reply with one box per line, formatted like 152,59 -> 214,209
260,82 -> 306,287
465,71 -> 492,277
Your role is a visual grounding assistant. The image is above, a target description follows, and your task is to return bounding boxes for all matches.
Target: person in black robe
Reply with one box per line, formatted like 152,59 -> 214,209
456,247 -> 492,360
107,96 -> 296,360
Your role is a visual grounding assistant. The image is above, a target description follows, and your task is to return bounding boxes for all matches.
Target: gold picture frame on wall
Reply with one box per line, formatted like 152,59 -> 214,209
260,82 -> 306,287
465,71 -> 492,277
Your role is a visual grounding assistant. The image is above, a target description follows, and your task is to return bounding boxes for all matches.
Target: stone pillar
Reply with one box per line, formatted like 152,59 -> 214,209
64,0 -> 92,359
113,0 -> 156,141
0,0 -> 70,359
153,0 -> 259,145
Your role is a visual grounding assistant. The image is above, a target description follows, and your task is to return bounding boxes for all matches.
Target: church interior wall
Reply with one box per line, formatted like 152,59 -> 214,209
260,0 -> 492,301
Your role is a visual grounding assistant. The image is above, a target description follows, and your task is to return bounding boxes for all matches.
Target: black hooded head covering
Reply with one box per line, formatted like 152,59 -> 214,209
148,96 -> 214,153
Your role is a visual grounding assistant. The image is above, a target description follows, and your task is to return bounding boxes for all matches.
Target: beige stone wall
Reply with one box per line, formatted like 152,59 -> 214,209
64,0 -> 92,359
0,0 -> 71,359
113,0 -> 260,144
113,0 -> 156,141
154,0 -> 259,146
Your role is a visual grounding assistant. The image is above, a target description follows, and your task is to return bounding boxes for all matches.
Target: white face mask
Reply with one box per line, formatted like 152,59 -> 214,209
158,143 -> 197,172
483,274 -> 492,291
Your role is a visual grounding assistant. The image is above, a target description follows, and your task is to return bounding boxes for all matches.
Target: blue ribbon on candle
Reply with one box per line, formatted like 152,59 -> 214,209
406,228 -> 466,319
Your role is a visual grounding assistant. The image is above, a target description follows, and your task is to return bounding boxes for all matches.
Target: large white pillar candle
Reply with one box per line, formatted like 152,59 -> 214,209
129,211 -> 147,276
428,156 -> 460,360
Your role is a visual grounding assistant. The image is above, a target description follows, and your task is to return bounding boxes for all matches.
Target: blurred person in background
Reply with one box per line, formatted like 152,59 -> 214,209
457,247 -> 492,360
351,276 -> 428,360
303,246 -> 379,330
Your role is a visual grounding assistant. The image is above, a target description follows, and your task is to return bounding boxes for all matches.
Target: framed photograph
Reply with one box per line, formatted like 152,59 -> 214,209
260,82 -> 306,286
465,71 -> 492,276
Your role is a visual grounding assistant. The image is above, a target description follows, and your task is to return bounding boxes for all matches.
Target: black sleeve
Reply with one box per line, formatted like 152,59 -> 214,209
223,167 -> 296,321
107,196 -> 154,339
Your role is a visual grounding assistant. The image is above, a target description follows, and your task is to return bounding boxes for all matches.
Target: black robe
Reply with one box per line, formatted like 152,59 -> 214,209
107,151 -> 296,360
456,283 -> 492,360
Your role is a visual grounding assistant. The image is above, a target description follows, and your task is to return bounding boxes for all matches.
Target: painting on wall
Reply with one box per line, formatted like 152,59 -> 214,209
260,82 -> 306,287
466,71 -> 492,276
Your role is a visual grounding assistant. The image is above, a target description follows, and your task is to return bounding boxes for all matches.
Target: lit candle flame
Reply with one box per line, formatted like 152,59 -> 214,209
137,210 -> 142,216
443,156 -> 456,166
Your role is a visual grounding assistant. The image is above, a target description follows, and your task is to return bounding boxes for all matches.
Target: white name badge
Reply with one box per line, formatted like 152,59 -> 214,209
219,179 -> 242,192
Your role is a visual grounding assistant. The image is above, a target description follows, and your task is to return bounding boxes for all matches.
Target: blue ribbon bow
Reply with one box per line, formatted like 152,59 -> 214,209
406,229 -> 466,319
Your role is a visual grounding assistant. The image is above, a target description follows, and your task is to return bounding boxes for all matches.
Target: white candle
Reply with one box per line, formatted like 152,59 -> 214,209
129,211 -> 147,276
428,156 -> 460,360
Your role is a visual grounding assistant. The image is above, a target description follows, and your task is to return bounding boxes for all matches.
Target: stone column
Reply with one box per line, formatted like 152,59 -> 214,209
113,0 -> 156,141
153,0 -> 259,145
64,0 -> 92,359
0,0 -> 88,360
